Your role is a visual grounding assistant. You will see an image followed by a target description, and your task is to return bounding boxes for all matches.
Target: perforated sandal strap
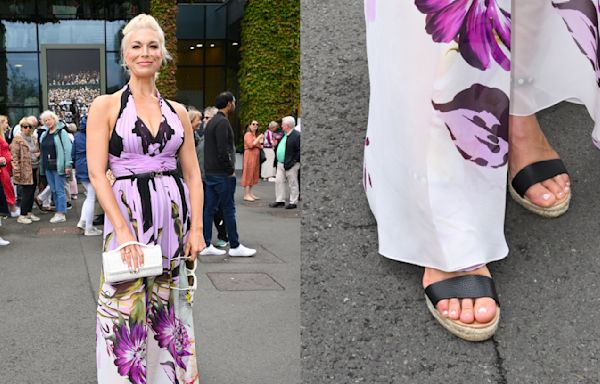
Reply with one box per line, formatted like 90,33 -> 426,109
511,159 -> 568,198
424,275 -> 500,307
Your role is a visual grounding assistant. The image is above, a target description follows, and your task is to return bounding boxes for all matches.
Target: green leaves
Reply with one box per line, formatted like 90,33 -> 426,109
151,0 -> 178,99
239,1 -> 300,129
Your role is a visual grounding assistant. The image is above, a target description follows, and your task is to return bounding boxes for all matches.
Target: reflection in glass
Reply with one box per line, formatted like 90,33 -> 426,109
176,67 -> 203,109
39,20 -> 104,46
205,41 -> 225,66
106,21 -> 126,51
177,4 -> 205,40
6,107 -> 40,127
0,1 -> 36,19
205,5 -> 226,39
178,40 -> 204,66
5,53 -> 40,106
0,21 -> 37,52
106,52 -> 127,94
205,67 -> 225,108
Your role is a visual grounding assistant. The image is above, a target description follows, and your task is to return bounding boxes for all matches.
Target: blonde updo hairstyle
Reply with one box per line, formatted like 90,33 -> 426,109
120,14 -> 172,72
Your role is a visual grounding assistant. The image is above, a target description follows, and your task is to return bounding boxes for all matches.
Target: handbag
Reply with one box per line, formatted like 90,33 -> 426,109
102,241 -> 163,283
259,148 -> 267,164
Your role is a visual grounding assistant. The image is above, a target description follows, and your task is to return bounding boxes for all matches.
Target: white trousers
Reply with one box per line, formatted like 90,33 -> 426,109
275,162 -> 300,204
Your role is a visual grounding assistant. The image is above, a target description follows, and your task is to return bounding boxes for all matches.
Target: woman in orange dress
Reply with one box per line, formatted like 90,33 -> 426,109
241,120 -> 264,201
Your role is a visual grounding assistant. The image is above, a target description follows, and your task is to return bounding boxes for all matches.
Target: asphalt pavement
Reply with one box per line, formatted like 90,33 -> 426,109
301,1 -> 600,383
0,175 -> 300,384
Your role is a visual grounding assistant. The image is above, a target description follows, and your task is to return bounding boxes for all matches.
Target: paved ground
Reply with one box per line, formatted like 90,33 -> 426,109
301,1 -> 600,383
0,175 -> 300,384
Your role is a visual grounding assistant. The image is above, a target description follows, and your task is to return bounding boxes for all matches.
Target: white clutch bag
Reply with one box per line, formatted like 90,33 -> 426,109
102,241 -> 163,283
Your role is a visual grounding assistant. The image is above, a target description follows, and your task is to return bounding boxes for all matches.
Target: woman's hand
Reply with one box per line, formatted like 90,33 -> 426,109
184,229 -> 205,262
115,228 -> 144,272
0,157 -> 6,166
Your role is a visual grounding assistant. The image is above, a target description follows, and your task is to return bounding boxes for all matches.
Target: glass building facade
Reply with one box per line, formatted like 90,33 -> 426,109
0,0 -> 244,125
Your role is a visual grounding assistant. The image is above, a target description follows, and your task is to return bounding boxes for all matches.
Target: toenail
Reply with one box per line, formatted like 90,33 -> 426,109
442,310 -> 448,317
557,191 -> 564,197
564,186 -> 570,192
477,307 -> 488,314
450,310 -> 457,316
542,193 -> 551,200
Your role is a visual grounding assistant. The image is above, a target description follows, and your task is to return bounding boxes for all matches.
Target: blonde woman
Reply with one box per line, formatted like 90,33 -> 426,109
88,14 -> 203,383
10,117 -> 41,224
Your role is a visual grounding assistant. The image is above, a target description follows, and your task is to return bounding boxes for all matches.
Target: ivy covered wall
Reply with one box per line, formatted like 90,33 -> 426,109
238,1 -> 300,130
150,0 -> 178,99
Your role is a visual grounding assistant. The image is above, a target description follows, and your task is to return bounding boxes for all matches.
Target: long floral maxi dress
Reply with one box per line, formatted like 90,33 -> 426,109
96,85 -> 199,384
363,0 -> 600,272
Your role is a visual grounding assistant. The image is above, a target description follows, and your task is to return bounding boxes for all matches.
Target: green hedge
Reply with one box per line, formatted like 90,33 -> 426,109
238,1 -> 300,131
150,0 -> 178,99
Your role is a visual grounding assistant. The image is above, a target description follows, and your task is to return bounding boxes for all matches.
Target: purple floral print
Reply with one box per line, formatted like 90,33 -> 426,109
553,0 -> 600,85
113,322 -> 147,384
432,83 -> 509,168
415,0 -> 511,71
151,305 -> 193,369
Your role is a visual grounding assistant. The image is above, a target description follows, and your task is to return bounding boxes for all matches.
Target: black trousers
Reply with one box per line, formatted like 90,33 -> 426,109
19,168 -> 38,215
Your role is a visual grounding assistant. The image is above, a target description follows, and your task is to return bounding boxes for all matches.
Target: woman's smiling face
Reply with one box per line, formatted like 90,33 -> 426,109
124,28 -> 163,78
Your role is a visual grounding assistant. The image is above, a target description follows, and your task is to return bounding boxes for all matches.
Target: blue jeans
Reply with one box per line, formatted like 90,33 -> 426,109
45,169 -> 67,213
203,175 -> 239,248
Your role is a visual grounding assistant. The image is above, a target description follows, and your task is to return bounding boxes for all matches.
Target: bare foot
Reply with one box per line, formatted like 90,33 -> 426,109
509,115 -> 570,207
423,266 -> 497,324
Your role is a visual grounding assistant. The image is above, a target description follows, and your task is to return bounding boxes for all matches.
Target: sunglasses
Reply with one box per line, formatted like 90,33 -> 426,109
172,257 -> 197,291
203,116 -> 210,120
21,125 -> 31,128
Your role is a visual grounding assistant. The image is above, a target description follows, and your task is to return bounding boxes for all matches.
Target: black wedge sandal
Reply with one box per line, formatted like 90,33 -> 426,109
424,275 -> 500,342
509,159 -> 570,218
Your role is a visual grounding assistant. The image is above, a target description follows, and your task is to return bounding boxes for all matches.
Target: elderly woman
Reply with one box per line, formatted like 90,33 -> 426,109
87,14 -> 203,382
10,117 -> 41,224
39,110 -> 72,223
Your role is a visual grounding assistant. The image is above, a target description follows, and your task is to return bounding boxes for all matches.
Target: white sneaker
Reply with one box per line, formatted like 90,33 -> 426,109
10,208 -> 20,218
199,244 -> 226,256
0,237 -> 9,246
49,213 -> 66,223
77,220 -> 86,230
84,227 -> 103,236
17,215 -> 32,224
228,244 -> 256,257
27,214 -> 40,222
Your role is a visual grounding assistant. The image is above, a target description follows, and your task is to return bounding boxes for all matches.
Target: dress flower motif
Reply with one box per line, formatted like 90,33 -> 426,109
432,83 -> 509,168
112,322 -> 147,384
151,305 -> 193,369
552,0 -> 600,86
415,0 -> 511,71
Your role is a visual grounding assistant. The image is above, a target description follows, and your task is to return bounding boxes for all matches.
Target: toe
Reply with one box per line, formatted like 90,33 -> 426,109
436,299 -> 450,318
459,299 -> 475,324
473,297 -> 497,324
448,298 -> 460,320
554,173 -> 570,193
541,179 -> 565,201
525,183 -> 556,207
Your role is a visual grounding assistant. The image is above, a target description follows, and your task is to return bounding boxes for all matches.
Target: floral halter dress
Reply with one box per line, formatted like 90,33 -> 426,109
96,85 -> 199,384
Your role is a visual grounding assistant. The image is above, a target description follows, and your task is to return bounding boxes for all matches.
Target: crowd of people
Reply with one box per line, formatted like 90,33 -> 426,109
0,111 -> 101,246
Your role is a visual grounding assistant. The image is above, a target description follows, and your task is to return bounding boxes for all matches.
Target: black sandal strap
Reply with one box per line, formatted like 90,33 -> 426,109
511,159 -> 568,198
424,275 -> 499,307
